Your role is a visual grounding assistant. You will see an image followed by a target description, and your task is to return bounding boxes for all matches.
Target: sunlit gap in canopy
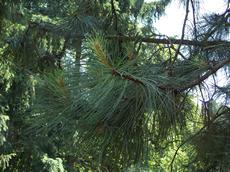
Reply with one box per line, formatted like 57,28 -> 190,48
145,0 -> 228,37
144,0 -> 230,106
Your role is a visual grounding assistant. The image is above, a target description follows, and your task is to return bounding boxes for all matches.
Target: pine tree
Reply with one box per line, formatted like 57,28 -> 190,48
0,0 -> 230,171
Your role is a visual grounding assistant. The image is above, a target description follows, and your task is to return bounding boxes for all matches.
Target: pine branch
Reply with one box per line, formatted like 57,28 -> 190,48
102,58 -> 230,93
107,35 -> 230,47
28,21 -> 230,47
178,58 -> 230,91
111,69 -> 144,85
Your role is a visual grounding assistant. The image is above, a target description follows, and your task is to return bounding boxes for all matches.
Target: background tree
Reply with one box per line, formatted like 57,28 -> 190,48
0,0 -> 230,171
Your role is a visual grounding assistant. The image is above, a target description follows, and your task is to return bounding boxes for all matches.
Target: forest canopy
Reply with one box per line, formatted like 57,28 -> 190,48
0,0 -> 230,171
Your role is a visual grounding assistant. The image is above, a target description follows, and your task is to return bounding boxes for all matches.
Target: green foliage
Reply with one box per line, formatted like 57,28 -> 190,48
193,107 -> 230,171
0,153 -> 16,171
0,115 -> 9,146
0,0 -> 230,171
29,33 -> 210,170
0,115 -> 16,171
42,154 -> 66,172
0,45 -> 16,171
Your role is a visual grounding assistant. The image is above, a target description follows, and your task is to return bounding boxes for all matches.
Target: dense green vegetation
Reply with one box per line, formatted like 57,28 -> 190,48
0,0 -> 230,171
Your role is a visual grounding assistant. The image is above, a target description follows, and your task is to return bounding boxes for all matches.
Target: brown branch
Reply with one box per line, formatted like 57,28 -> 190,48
178,58 -> 230,92
106,35 -> 230,47
173,0 -> 190,61
190,0 -> 197,39
110,58 -> 230,92
111,69 -> 144,85
28,22 -> 230,47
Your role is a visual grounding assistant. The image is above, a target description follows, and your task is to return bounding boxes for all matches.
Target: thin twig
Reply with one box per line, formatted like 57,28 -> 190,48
190,0 -> 197,39
173,0 -> 190,62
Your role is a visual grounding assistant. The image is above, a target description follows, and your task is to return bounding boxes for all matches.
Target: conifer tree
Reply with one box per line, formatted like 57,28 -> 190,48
0,0 -> 230,171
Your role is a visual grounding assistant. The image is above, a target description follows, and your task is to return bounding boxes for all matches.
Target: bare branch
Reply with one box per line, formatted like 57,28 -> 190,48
29,21 -> 230,47
173,0 -> 190,61
107,35 -> 230,47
